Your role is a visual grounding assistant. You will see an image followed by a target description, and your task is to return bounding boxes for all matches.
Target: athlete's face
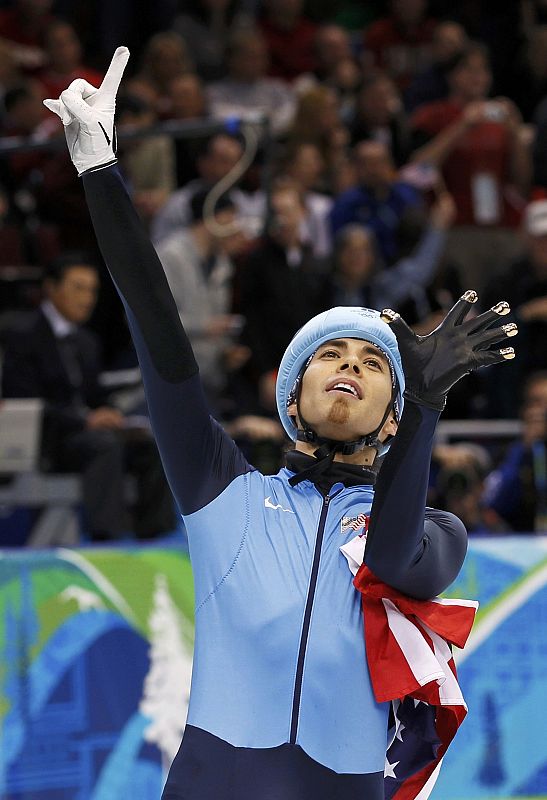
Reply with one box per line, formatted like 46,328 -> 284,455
294,338 -> 396,443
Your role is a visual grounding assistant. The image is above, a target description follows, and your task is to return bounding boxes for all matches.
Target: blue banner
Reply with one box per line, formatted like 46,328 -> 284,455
0,537 -> 546,799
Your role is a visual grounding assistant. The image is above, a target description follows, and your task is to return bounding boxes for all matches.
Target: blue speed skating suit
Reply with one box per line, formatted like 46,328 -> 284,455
83,166 -> 467,800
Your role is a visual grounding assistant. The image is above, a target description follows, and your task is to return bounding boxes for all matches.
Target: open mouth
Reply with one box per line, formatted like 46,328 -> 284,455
326,381 -> 361,399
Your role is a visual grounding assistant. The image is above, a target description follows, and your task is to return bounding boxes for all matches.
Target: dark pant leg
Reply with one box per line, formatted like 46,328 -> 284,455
57,428 -> 127,538
123,431 -> 176,537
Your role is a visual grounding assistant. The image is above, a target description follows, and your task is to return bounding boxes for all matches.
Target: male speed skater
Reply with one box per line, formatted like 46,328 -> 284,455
44,47 -> 517,800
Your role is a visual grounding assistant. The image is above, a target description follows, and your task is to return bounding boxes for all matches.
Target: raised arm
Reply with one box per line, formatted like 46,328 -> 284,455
365,293 -> 517,598
44,48 -> 252,514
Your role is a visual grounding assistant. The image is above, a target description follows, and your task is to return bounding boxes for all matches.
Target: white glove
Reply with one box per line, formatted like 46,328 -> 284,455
43,46 -> 130,176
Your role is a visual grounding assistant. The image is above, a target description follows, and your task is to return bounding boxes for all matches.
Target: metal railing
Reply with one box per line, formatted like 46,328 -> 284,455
0,113 -> 270,156
435,419 -> 522,443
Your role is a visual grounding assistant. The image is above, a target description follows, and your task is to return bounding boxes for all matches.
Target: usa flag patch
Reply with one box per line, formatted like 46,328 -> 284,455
340,513 -> 369,535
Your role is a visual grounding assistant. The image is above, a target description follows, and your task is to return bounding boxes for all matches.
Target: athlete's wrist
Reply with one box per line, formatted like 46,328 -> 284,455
79,158 -> 118,177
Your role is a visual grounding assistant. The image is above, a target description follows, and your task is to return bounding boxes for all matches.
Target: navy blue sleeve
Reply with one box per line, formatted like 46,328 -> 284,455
364,401 -> 467,599
82,165 -> 252,515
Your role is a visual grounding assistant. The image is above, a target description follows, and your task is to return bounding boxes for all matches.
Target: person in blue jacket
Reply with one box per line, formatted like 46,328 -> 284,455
44,48 -> 518,800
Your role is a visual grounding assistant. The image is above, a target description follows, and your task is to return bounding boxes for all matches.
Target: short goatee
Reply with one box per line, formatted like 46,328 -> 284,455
327,397 -> 350,425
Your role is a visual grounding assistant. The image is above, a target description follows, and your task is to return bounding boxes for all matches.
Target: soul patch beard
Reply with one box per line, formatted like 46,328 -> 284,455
327,396 -> 350,425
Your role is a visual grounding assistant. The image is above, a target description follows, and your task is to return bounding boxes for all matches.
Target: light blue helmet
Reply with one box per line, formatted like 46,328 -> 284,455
276,307 -> 405,456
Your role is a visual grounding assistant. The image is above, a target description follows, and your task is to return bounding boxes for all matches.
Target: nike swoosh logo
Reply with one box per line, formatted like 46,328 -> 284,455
264,496 -> 295,513
98,121 -> 111,146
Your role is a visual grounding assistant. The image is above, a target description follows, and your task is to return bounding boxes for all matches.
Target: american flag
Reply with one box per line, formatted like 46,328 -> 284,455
353,565 -> 478,800
341,514 -> 369,534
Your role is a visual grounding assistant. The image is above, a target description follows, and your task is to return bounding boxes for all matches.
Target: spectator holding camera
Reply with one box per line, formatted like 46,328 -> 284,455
409,42 -> 530,291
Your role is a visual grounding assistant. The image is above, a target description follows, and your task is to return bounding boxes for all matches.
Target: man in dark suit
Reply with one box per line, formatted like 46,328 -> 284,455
1,252 -> 176,540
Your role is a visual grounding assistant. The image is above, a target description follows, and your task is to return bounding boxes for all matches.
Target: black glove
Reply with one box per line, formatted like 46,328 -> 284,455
381,290 -> 517,411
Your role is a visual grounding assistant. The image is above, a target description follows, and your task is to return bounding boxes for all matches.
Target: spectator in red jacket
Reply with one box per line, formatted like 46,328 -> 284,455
409,42 -> 530,291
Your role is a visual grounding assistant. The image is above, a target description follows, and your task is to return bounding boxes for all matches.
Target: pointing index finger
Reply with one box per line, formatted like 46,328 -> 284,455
99,46 -> 130,98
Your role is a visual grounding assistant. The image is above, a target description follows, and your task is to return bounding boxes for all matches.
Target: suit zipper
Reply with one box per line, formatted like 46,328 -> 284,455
289,490 -> 337,745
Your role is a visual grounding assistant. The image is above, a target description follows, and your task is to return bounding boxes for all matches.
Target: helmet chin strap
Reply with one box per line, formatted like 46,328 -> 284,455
288,381 -> 398,487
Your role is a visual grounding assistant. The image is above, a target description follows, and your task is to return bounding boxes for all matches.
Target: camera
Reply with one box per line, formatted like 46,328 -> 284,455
483,102 -> 506,122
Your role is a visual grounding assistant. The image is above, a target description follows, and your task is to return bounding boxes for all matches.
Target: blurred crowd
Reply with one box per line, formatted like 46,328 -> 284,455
1,0 -> 547,541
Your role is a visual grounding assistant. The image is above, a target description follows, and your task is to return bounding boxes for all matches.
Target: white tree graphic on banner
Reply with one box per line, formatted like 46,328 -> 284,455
140,574 -> 193,771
